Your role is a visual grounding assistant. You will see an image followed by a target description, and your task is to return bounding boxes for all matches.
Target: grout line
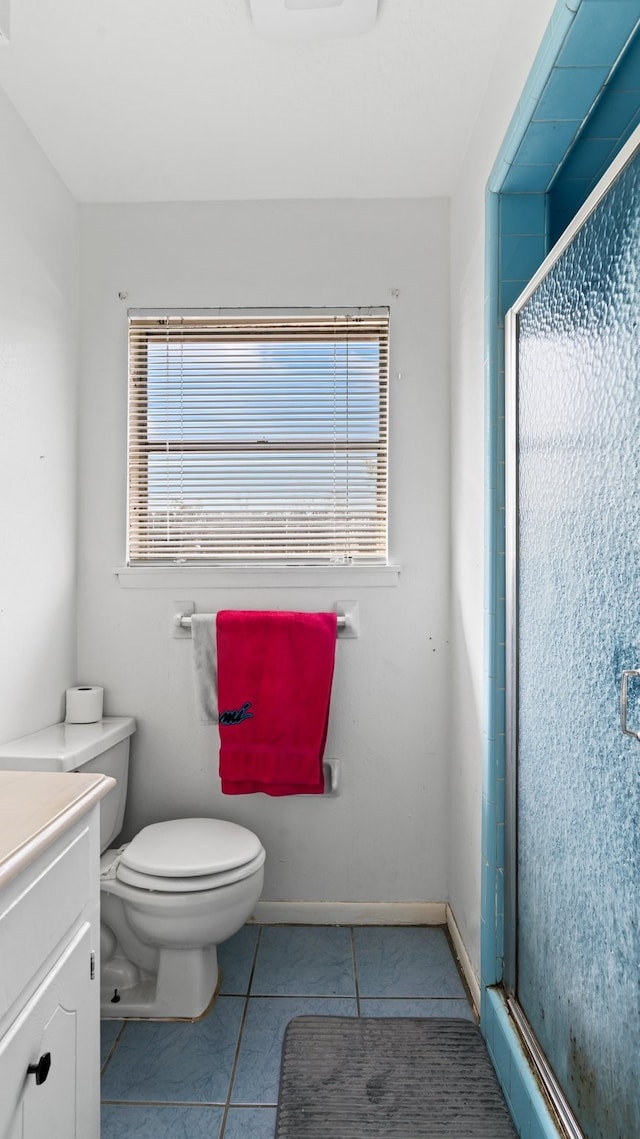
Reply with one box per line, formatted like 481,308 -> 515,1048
224,1100 -> 278,1106
100,1019 -> 127,1079
350,926 -> 361,1016
356,996 -> 472,1001
101,1099 -> 226,1107
211,992 -> 365,1002
218,926 -> 263,1139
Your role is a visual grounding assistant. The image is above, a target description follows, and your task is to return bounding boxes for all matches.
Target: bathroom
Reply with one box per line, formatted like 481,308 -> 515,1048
1,2 -> 639,1137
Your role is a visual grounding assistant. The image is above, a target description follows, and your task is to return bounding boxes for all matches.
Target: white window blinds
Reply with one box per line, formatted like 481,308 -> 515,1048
127,309 -> 389,565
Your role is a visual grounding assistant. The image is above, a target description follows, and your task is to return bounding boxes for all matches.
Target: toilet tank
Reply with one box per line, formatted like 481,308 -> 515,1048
0,716 -> 136,853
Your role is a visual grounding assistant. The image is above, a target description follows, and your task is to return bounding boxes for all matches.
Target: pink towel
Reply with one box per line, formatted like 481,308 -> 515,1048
216,610 -> 337,796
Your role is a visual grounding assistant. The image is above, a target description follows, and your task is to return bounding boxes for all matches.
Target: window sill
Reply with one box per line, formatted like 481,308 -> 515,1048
113,564 -> 401,590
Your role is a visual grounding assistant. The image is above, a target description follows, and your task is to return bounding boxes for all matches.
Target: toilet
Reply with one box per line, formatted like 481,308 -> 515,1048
0,717 -> 265,1020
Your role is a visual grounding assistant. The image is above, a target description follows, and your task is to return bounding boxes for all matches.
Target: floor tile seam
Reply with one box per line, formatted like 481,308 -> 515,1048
358,989 -> 469,998
228,1097 -> 278,1107
228,1093 -> 279,1102
350,925 -> 361,1016
219,925 -> 263,1138
100,1021 -> 127,1077
237,990 -> 466,999
102,1099 -> 277,1108
241,990 -> 358,999
100,1098 -> 226,1107
359,995 -> 471,1001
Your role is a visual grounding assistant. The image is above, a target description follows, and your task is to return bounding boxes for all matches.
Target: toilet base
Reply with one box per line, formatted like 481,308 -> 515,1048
100,945 -> 219,1020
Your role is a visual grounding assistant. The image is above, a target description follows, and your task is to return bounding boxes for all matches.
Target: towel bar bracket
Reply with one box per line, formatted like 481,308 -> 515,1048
335,600 -> 359,639
171,599 -> 195,639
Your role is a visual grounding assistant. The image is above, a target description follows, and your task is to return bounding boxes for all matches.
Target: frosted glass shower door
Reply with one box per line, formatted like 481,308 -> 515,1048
507,138 -> 640,1139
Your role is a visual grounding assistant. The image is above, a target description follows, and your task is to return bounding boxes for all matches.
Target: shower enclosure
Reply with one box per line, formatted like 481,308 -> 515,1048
505,130 -> 640,1139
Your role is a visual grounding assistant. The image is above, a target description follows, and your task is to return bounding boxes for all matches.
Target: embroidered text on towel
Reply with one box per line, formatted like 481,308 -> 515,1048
219,702 -> 254,726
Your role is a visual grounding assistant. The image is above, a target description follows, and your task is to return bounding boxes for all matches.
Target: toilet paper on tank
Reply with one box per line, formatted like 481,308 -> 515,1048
65,685 -> 104,723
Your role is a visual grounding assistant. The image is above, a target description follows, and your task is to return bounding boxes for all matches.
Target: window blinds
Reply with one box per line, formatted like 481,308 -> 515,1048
127,310 -> 389,565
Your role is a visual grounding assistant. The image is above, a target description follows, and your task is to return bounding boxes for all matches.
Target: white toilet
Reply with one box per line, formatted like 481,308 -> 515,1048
0,717 -> 265,1020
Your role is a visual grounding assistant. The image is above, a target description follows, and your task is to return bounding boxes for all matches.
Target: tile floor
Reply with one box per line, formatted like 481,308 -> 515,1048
101,923 -> 475,1138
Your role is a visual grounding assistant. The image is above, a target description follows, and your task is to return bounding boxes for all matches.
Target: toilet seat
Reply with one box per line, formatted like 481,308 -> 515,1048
115,847 -> 266,892
103,817 -> 266,894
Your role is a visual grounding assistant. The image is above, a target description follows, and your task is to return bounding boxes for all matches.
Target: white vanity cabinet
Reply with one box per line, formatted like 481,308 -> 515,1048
0,771 -> 114,1139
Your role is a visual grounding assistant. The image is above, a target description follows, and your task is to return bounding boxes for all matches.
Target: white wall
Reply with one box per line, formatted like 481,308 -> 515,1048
0,88 -> 79,742
77,198 -> 450,907
448,0 -> 556,976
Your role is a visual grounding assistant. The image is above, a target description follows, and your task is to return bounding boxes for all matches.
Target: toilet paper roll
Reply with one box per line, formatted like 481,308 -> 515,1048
65,685 -> 104,724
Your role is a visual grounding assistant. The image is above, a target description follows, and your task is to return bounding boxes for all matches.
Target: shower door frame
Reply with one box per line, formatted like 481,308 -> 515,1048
503,122 -> 640,1139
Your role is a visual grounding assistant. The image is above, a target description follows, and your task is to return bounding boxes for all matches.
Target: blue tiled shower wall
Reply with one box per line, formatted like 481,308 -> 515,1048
482,1 -> 640,1137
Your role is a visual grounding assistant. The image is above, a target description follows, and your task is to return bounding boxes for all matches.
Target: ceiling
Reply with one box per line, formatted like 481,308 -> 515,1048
0,0 -> 517,203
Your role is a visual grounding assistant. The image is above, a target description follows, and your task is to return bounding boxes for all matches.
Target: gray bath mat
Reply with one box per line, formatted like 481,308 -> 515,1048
276,1017 -> 517,1137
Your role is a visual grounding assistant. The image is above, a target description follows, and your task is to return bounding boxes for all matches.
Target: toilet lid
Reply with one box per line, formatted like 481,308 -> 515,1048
120,817 -> 264,879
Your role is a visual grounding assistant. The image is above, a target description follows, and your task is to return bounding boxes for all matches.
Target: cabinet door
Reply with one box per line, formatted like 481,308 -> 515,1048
0,922 -> 97,1139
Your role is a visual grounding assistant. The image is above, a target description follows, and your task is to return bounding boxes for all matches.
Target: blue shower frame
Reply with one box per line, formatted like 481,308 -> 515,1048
481,3 -> 640,1136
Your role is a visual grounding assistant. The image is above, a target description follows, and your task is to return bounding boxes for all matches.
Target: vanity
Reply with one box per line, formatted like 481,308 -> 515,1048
0,769 -> 114,1138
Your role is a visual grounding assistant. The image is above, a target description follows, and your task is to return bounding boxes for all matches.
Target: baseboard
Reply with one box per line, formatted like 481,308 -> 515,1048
445,903 -> 481,1013
252,901 -> 447,926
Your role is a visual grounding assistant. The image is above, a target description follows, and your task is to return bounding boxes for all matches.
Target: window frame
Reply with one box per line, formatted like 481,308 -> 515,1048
126,307 -> 390,568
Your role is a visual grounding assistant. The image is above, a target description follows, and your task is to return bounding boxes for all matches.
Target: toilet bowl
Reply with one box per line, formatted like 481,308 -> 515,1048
99,817 -> 265,1018
0,717 -> 266,1020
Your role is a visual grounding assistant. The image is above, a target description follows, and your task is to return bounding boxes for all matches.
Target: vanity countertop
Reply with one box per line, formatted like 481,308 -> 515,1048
0,770 -> 115,890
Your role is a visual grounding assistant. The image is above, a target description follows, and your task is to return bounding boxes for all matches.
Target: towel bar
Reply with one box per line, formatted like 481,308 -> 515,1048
177,612 -> 347,633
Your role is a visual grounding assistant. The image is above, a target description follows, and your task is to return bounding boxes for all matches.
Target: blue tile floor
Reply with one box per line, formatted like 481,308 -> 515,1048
101,923 -> 475,1138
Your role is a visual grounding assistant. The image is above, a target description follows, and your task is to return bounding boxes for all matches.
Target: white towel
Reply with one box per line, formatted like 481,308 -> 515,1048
191,614 -> 218,723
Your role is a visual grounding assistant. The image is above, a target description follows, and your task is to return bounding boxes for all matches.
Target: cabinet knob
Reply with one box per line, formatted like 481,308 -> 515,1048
27,1052 -> 51,1086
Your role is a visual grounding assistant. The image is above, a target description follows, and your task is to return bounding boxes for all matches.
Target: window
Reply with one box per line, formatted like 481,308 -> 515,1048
127,309 -> 389,565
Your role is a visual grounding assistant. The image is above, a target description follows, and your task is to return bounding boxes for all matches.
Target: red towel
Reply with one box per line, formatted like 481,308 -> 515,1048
216,610 -> 337,796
